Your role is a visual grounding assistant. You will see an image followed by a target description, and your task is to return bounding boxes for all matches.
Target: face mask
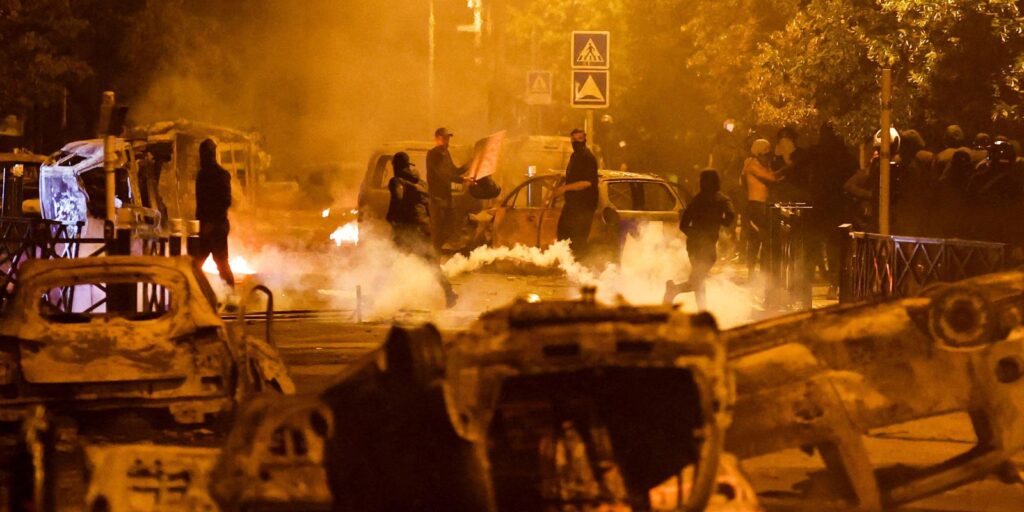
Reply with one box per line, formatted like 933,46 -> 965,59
572,140 -> 587,152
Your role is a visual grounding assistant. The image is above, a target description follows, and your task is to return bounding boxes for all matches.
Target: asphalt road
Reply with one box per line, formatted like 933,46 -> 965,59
244,269 -> 1024,511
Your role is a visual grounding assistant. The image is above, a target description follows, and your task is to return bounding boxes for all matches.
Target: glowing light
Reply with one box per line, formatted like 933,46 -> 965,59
526,293 -> 541,303
330,221 -> 359,246
202,255 -> 257,276
321,208 -> 330,218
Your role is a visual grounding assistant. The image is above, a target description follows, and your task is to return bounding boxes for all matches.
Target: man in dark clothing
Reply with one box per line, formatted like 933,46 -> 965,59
966,141 -> 1024,243
931,124 -> 970,176
663,170 -> 736,309
807,123 -> 858,294
555,128 -> 599,258
387,152 -> 458,308
193,138 -> 235,287
426,127 -> 470,252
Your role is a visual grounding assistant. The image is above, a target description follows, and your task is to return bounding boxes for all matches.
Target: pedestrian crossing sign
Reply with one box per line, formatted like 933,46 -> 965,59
571,70 -> 609,108
525,70 -> 552,105
572,31 -> 609,69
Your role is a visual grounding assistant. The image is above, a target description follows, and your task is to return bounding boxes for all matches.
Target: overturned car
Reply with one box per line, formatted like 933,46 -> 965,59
212,292 -> 750,511
0,256 -> 294,512
724,271 -> 1024,510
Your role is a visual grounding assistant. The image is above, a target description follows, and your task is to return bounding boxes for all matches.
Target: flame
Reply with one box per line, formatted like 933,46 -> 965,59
526,293 -> 541,303
322,208 -> 330,218
330,221 -> 359,246
202,255 -> 257,276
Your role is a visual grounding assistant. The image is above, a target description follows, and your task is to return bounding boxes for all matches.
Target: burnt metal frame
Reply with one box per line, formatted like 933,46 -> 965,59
0,217 -> 173,313
839,230 -> 1009,303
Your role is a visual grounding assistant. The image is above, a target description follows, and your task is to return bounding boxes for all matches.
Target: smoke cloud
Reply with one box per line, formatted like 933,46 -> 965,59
128,0 -> 491,173
211,220 -> 757,328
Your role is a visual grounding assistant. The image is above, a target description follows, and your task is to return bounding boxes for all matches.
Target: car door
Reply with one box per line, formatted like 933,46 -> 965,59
358,154 -> 395,221
492,175 -> 557,248
537,176 -> 566,247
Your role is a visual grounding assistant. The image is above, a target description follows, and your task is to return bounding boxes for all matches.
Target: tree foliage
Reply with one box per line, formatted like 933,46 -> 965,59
0,0 -> 90,111
690,0 -> 1024,141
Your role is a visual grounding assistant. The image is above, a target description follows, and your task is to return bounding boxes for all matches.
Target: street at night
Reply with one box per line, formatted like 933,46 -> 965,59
3,1 -> 1024,511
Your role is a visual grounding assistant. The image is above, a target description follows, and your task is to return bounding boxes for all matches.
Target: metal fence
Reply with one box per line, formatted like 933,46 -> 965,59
838,230 -> 1012,303
764,202 -> 814,310
0,217 -> 181,312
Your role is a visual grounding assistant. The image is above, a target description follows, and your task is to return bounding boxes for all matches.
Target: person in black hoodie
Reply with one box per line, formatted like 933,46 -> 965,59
387,152 -> 458,308
194,138 -> 235,287
663,169 -> 736,309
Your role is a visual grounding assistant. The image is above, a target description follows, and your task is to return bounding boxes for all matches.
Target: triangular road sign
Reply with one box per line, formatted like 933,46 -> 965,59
571,70 -> 609,108
575,75 -> 605,101
530,74 -> 549,94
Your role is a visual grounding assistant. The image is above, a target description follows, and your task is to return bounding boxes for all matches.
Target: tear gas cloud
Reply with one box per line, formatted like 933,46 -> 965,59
221,221 -> 756,329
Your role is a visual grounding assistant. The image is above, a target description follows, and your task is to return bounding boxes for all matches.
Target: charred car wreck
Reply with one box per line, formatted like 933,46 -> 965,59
212,292 -> 749,512
209,270 -> 1024,511
0,256 -> 293,512
724,271 -> 1024,510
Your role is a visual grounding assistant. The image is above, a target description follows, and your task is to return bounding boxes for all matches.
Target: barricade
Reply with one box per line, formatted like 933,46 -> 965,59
838,230 -> 1011,303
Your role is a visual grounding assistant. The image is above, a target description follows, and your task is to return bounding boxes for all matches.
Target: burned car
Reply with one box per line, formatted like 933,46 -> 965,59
39,139 -> 161,238
210,395 -> 334,512
482,169 -> 684,257
212,292 -> 751,512
0,256 -> 294,512
723,271 -> 1024,510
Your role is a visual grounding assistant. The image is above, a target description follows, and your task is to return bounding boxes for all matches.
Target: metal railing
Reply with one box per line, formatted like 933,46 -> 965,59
0,218 -> 84,308
765,202 -> 814,310
838,230 -> 1012,303
0,217 -> 186,313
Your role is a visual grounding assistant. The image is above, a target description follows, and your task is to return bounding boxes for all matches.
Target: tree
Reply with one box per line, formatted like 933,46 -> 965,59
0,0 -> 90,113
682,0 -> 800,122
686,0 -> 1024,143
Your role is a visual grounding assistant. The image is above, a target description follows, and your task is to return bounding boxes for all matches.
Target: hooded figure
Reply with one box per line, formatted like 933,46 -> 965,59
555,128 -> 600,258
386,151 -> 459,308
664,169 -> 736,309
194,138 -> 235,287
386,152 -> 430,230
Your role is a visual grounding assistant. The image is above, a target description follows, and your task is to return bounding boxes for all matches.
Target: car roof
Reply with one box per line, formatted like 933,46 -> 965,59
531,169 -> 669,181
375,141 -> 469,153
41,138 -> 132,175
0,256 -> 222,339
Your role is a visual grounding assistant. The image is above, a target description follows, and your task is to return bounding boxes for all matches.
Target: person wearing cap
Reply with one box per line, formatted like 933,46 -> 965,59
664,169 -> 735,308
193,138 -> 235,287
743,138 -> 778,276
426,127 -> 471,252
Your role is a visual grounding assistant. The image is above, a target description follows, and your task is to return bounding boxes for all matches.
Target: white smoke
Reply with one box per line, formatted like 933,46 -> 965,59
216,218 -> 757,327
443,240 -> 596,285
443,223 -> 756,328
